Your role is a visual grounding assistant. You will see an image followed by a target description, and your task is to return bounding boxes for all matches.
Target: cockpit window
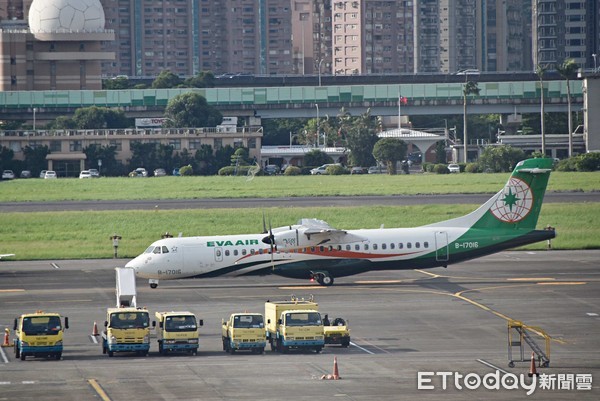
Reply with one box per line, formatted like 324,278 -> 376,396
144,246 -> 155,254
161,246 -> 169,253
153,247 -> 161,254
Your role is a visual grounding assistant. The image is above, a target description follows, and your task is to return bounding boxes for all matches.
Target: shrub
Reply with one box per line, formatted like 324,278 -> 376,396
576,153 -> 600,171
555,158 -> 578,171
218,165 -> 257,176
326,164 -> 348,175
433,164 -> 449,174
179,165 -> 193,176
465,162 -> 480,173
283,166 -> 302,176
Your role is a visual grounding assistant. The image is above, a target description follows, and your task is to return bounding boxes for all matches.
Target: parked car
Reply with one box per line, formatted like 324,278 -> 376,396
20,170 -> 32,178
310,164 -> 340,175
88,168 -> 100,178
39,170 -> 47,178
172,168 -> 180,176
264,165 -> 278,175
79,170 -> 92,179
447,164 -> 460,173
153,168 -> 167,177
350,167 -> 366,174
44,171 -> 57,179
129,168 -> 148,177
2,170 -> 15,180
368,166 -> 385,174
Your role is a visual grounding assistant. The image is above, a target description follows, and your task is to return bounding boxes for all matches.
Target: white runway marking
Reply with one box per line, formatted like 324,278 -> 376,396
0,347 -> 9,364
477,359 -> 509,374
350,341 -> 375,354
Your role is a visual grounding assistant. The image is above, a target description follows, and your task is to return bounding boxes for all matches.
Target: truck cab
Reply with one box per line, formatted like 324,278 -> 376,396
221,313 -> 266,354
155,311 -> 201,355
13,311 -> 68,361
102,307 -> 151,357
265,298 -> 324,353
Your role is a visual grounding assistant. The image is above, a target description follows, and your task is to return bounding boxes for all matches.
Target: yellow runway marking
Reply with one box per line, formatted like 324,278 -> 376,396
507,277 -> 555,281
87,379 -> 111,401
537,282 -> 586,286
354,280 -> 402,284
414,269 -> 442,278
4,299 -> 92,304
278,286 -> 327,290
0,289 -> 25,293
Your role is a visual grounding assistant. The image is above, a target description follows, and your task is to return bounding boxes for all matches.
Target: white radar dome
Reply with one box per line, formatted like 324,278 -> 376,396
29,0 -> 106,33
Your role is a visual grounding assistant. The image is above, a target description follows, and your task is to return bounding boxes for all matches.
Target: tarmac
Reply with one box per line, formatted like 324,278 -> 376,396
0,250 -> 598,400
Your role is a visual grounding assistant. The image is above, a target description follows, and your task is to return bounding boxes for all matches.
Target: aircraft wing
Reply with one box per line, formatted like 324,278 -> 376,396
0,253 -> 15,260
298,219 -> 366,244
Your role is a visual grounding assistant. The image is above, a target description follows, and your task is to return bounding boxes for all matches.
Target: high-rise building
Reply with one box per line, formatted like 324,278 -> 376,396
532,0 -> 588,68
476,0 -> 533,72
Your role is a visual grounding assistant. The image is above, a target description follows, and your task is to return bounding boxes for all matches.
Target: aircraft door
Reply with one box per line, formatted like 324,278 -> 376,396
214,247 -> 223,262
435,231 -> 449,262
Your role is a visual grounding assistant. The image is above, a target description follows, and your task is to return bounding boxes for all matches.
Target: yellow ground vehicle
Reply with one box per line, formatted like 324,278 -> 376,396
323,317 -> 350,347
221,313 -> 266,354
155,311 -> 201,355
13,311 -> 68,361
265,297 -> 324,353
102,307 -> 151,357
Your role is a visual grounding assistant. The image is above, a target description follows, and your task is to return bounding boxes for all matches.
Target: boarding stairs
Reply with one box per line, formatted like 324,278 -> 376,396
507,320 -> 550,368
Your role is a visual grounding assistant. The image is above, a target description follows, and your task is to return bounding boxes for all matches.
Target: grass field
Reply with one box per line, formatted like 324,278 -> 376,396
0,171 -> 598,202
1,170 -> 598,260
1,203 -> 599,260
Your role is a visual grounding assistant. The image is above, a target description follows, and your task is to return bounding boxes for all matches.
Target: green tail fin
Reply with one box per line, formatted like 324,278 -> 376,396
472,158 -> 553,230
427,158 -> 553,231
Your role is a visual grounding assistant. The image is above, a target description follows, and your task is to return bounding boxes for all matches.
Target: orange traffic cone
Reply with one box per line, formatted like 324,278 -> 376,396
332,356 -> 341,380
528,352 -> 538,377
92,321 -> 99,336
2,328 -> 10,347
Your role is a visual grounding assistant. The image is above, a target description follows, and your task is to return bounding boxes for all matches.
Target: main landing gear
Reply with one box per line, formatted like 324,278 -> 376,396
310,271 -> 334,286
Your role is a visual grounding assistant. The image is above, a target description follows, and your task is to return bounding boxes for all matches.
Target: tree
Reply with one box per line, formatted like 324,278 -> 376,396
262,118 -> 308,146
555,58 -> 579,157
372,138 -> 407,174
103,76 -> 130,90
72,106 -> 132,129
337,107 -> 378,167
304,149 -> 333,167
462,80 -> 480,163
195,144 -> 217,175
164,92 -> 222,128
536,64 -> 549,156
22,145 -> 50,175
478,145 -> 526,173
183,71 -> 216,88
152,70 -> 182,89
83,144 -> 119,176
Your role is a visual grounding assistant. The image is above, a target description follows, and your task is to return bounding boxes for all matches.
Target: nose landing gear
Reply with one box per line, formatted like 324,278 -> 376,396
149,279 -> 159,289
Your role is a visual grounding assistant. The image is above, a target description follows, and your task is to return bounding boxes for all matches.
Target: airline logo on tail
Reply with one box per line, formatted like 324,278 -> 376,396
490,177 -> 534,223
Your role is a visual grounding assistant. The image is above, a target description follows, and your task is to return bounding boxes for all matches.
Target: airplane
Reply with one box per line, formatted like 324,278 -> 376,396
0,253 -> 15,260
126,158 -> 556,288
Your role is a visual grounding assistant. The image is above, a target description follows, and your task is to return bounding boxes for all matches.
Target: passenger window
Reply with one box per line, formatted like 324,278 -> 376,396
216,250 -> 222,257
382,243 -> 387,250
328,246 -> 334,251
346,245 -> 351,251
225,250 -> 230,256
242,249 -> 247,255
416,242 -> 420,248
161,246 -> 169,253
398,243 -> 403,249
424,241 -> 429,248
373,244 -> 378,250
320,246 -> 325,252
250,249 -> 255,255
355,244 -> 360,251
310,247 -> 316,253
364,244 -> 369,250
390,243 -> 395,249
337,245 -> 342,251
407,243 -> 412,249
234,250 -> 238,256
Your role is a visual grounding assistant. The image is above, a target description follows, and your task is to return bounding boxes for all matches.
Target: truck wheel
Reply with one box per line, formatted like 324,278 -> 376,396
20,353 -> 26,361
108,350 -> 114,357
270,339 -> 276,352
315,347 -> 322,354
191,350 -> 197,356
229,346 -> 235,355
258,347 -> 264,354
55,353 -> 61,360
342,339 -> 350,348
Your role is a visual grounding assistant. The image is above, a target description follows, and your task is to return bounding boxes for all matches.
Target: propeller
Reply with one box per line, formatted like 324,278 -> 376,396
260,213 -> 276,269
